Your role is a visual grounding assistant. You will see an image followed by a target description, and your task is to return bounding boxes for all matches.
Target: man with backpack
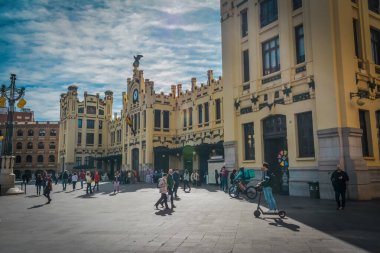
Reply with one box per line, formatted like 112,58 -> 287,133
261,162 -> 277,213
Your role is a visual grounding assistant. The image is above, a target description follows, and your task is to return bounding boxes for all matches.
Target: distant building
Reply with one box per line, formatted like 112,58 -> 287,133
58,66 -> 224,181
0,109 -> 59,179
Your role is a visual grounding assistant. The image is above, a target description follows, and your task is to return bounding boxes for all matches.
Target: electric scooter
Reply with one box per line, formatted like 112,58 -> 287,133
253,183 -> 286,218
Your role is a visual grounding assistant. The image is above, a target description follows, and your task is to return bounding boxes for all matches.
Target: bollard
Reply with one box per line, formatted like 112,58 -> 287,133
0,184 -> 2,196
24,183 -> 26,194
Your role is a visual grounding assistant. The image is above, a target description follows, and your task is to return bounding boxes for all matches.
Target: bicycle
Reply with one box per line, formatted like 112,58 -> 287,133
228,179 -> 257,199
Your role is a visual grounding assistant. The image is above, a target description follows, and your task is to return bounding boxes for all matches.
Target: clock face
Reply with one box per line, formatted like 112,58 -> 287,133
133,89 -> 138,102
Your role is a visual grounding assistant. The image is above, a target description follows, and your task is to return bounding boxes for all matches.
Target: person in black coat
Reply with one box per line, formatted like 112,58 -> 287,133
331,164 -> 349,210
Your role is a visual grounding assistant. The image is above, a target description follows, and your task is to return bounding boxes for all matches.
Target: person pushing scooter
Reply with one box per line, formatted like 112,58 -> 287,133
261,162 -> 278,213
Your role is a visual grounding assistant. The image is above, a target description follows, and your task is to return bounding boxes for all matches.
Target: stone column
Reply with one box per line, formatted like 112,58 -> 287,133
0,155 -> 23,194
223,141 -> 237,172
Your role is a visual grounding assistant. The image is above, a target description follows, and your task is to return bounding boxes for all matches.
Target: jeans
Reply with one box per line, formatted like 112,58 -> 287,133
220,178 -> 228,191
86,182 -> 92,194
80,179 -> 84,189
263,186 -> 277,210
335,190 -> 346,208
93,182 -> 99,191
173,183 -> 179,197
36,185 -> 42,195
62,179 -> 68,190
183,180 -> 191,192
72,181 -> 77,190
168,188 -> 174,208
156,193 -> 169,208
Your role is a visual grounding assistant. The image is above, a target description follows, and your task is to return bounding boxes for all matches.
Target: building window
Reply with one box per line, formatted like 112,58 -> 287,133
143,111 -> 146,128
49,142 -> 55,149
16,155 -> 21,163
99,109 -> 104,115
17,129 -> 23,136
369,0 -> 380,14
49,155 -> 55,163
16,142 -> 22,149
260,0 -> 278,28
77,132 -> 82,146
243,49 -> 250,83
359,110 -> 373,157
154,110 -> 161,129
189,107 -> 193,127
216,99 -> 221,122
293,0 -> 302,10
26,155 -> 32,163
296,111 -> 315,157
85,156 -> 89,166
39,129 -> 45,137
111,132 -> 115,145
38,142 -> 44,149
262,36 -> 280,75
295,24 -> 305,64
243,123 -> 255,160
87,106 -> 96,114
371,27 -> 380,65
27,142 -> 33,149
86,133 -> 94,146
50,129 -> 57,136
78,107 -> 84,113
78,119 -> 82,128
75,157 -> 81,166
183,110 -> 187,128
204,102 -> 209,124
198,104 -> 203,126
98,133 -> 102,146
241,9 -> 248,37
353,19 -> 362,58
37,155 -> 43,163
28,129 -> 34,136
163,111 -> 169,129
87,119 -> 95,129
99,120 -> 103,130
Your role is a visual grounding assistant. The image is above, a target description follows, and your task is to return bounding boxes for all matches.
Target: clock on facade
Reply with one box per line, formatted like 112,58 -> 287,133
133,89 -> 139,103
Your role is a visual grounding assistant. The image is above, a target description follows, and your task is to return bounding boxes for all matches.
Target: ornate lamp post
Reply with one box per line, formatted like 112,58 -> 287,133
0,74 -> 25,194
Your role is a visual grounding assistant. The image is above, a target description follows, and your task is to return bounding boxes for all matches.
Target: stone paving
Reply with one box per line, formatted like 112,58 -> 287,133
0,182 -> 379,253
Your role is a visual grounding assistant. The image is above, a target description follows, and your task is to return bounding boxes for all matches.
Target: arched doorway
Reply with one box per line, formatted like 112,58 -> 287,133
132,148 -> 140,180
153,146 -> 169,173
263,115 -> 289,195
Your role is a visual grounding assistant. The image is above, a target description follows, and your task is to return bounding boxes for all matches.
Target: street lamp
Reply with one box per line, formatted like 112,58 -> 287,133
0,74 -> 25,194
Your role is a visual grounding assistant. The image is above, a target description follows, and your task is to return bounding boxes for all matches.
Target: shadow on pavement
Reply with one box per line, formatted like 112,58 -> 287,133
26,195 -> 40,198
155,209 -> 174,216
266,218 -> 300,232
27,204 -> 45,209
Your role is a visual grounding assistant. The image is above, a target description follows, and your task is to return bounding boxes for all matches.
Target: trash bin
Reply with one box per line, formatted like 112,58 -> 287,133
308,181 -> 320,199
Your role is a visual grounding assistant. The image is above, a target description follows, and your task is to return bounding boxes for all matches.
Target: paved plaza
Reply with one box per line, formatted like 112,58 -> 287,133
0,182 -> 379,253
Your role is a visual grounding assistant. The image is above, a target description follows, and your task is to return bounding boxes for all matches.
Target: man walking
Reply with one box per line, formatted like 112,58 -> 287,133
261,162 -> 278,213
93,170 -> 101,192
62,170 -> 68,191
173,169 -> 180,198
183,169 -> 191,192
331,164 -> 349,210
85,171 -> 92,194
79,170 -> 86,189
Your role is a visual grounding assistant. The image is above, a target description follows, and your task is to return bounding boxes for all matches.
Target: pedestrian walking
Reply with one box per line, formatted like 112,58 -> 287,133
72,172 -> 78,190
127,170 -> 132,184
93,170 -> 101,192
173,169 -> 180,198
114,171 -> 120,194
155,174 -> 170,210
85,171 -> 92,194
62,170 -> 69,191
35,174 -> 43,195
183,169 -> 191,192
167,169 -> 175,210
79,170 -> 85,189
191,170 -> 199,187
261,162 -> 278,213
220,166 -> 228,192
331,164 -> 349,210
43,176 -> 52,204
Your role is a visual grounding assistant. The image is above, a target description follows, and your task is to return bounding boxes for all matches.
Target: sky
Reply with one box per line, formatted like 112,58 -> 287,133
0,0 -> 222,121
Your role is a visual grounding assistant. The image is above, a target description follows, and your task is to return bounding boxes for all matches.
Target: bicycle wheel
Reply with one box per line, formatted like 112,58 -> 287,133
245,186 -> 257,199
228,185 -> 239,198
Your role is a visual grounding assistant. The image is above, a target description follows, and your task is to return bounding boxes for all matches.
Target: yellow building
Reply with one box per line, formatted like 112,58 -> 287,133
59,60 -> 224,182
221,0 -> 380,200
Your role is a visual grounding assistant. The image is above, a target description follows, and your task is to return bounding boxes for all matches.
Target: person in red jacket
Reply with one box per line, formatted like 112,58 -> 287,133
79,170 -> 86,189
93,170 -> 101,192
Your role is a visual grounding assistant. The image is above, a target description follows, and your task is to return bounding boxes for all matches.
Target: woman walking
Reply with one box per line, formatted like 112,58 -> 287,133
114,171 -> 121,194
43,176 -> 53,204
155,174 -> 169,210
72,172 -> 78,190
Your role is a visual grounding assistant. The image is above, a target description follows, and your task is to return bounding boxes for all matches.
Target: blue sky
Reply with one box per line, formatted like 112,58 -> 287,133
0,0 -> 221,121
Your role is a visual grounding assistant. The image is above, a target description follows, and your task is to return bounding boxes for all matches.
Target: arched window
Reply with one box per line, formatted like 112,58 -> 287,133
37,155 -> 43,163
39,129 -> 46,137
17,129 -> 23,136
49,142 -> 55,149
49,155 -> 55,163
38,142 -> 44,149
50,129 -> 57,136
15,155 -> 21,163
16,142 -> 22,149
27,142 -> 33,149
26,155 -> 32,163
28,129 -> 34,136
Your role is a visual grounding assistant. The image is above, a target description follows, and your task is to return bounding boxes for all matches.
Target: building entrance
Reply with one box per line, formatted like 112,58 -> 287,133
263,115 -> 289,195
132,148 -> 140,179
